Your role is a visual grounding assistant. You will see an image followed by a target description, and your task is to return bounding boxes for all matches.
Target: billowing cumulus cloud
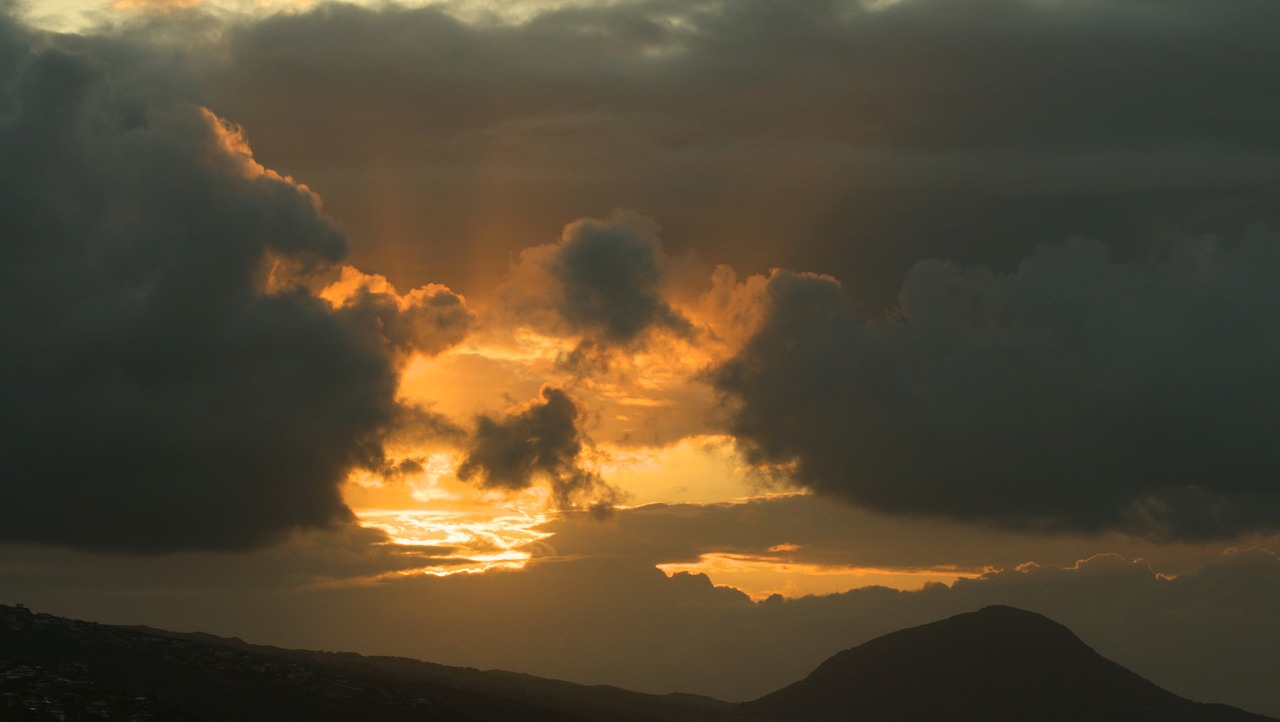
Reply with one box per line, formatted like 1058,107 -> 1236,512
712,227 -> 1280,540
457,386 -> 622,511
322,266 -> 472,358
501,212 -> 691,354
0,14 -> 464,553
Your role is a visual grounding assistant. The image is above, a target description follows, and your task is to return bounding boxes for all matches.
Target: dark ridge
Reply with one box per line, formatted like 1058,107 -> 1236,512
737,605 -> 1277,722
5,603 -> 1272,722
0,604 -> 731,722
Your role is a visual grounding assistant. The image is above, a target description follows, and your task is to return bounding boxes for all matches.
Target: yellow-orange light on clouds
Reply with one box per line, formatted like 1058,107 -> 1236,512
112,0 -> 202,11
658,551 -> 982,601
596,435 -> 753,505
201,108 -> 310,188
356,506 -> 553,577
319,266 -> 465,316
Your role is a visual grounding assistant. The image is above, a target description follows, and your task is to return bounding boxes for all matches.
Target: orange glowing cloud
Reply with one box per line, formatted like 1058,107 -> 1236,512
200,108 -> 310,188
319,266 -> 473,359
657,553 -> 981,601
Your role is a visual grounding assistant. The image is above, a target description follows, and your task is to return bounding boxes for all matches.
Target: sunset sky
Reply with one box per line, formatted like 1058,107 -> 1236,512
3,0 -> 1280,715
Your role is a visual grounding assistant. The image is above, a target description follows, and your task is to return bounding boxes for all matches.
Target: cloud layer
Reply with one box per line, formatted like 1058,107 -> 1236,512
713,228 -> 1280,540
186,0 -> 1280,310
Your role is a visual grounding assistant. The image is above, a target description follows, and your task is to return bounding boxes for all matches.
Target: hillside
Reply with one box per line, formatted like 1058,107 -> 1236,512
5,603 -> 1273,722
0,603 -> 729,721
738,605 -> 1276,722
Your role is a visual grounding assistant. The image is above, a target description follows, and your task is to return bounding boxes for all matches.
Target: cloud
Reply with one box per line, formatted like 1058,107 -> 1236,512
536,496 -> 1280,580
111,0 -> 202,13
457,386 -> 622,511
182,0 -> 1280,311
501,212 -> 692,355
0,13 -> 463,553
322,266 -> 473,358
0,524 -> 460,593
711,226 -> 1280,540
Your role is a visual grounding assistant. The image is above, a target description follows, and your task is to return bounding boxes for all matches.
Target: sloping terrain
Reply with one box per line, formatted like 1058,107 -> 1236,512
5,603 -> 1274,722
0,604 -> 729,722
738,605 -> 1276,722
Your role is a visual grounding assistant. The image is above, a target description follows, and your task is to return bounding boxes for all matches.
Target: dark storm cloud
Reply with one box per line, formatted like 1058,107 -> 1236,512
712,226 -> 1280,540
550,214 -> 690,345
457,386 -> 621,510
502,212 -> 691,352
0,13 -> 462,553
179,0 -> 1280,309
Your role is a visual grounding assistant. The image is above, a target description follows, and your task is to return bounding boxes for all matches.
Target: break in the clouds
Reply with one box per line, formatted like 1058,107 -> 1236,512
713,227 -> 1280,540
0,14 -> 466,553
457,386 -> 621,511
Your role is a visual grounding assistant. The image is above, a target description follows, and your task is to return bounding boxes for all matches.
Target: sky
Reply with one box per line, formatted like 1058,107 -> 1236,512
3,0 -> 1280,715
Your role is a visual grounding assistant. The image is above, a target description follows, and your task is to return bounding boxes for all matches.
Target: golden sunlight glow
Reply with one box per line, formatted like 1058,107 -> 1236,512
398,346 -> 551,421
658,553 -> 981,601
597,435 -> 752,505
319,266 -> 465,312
398,327 -> 723,449
407,453 -> 459,502
357,506 -> 554,576
112,0 -> 202,11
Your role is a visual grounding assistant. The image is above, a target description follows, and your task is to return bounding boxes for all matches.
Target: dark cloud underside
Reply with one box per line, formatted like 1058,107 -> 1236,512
713,228 -> 1280,540
194,0 -> 1280,309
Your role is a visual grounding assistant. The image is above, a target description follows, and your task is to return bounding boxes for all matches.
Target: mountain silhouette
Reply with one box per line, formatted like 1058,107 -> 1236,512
4,603 -> 1275,721
738,605 -> 1275,722
0,603 -> 730,721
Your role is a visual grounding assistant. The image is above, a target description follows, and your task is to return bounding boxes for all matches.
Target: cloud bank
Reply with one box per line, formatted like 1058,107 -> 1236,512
189,0 -> 1280,309
713,228 -> 1280,540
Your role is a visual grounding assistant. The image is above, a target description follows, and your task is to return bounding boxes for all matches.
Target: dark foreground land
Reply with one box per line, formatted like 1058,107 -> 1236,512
2,603 -> 1273,722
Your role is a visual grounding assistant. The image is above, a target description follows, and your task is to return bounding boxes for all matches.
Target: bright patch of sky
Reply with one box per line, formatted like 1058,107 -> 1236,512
19,0 -> 645,33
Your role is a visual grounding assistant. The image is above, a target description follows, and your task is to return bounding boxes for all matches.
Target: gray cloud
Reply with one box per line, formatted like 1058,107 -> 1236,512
550,214 -> 690,345
166,0 -> 1280,310
0,13 -> 462,553
537,496 -> 1280,579
328,273 -> 473,358
0,524 -> 460,593
712,225 -> 1280,540
457,386 -> 621,510
501,212 -> 692,356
